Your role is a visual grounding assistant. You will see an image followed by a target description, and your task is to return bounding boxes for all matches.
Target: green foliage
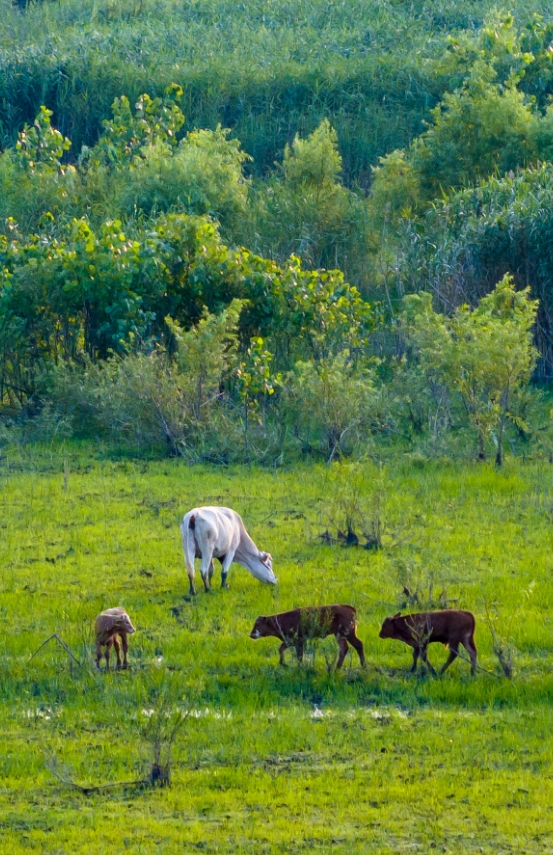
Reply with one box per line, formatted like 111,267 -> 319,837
46,301 -> 245,458
281,119 -> 342,188
15,106 -> 72,173
236,337 -> 280,405
166,299 -> 243,422
371,62 -> 539,217
0,11 -> 552,455
112,127 -> 250,224
401,276 -> 539,462
251,121 -> 369,275
236,336 -> 281,458
397,162 -> 553,376
287,350 -> 378,460
0,0 -> 454,181
368,12 -> 553,225
91,87 -> 185,167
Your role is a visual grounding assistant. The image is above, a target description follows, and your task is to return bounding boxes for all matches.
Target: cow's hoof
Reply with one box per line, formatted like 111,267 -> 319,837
221,583 -> 230,590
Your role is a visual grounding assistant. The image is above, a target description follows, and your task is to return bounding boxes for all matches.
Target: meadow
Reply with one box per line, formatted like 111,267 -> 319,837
1,448 -> 553,853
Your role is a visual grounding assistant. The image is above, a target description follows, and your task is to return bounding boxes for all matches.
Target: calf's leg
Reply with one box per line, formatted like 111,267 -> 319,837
113,637 -> 122,670
346,629 -> 366,667
121,633 -> 129,669
440,645 -> 459,675
336,637 -> 350,669
463,633 -> 478,675
420,646 -> 437,676
410,647 -> 419,673
105,639 -> 113,671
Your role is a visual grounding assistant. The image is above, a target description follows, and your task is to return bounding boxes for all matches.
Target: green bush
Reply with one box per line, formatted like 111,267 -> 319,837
396,163 -> 553,376
400,276 -> 539,464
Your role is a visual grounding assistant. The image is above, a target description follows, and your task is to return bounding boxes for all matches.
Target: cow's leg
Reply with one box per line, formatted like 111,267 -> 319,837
463,635 -> 478,675
336,637 -> 349,669
279,642 -> 288,666
440,645 -> 459,675
410,647 -> 419,673
200,549 -> 214,592
96,643 -> 103,669
105,639 -> 113,671
121,633 -> 129,669
113,637 -> 122,670
345,629 -> 366,667
421,646 -> 437,676
220,550 -> 236,589
208,560 -> 215,583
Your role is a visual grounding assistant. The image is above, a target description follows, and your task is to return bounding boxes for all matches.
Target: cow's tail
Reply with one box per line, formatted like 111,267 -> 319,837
181,514 -> 197,593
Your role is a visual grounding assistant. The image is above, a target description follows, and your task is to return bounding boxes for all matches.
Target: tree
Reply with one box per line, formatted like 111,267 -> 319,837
370,61 -> 539,221
287,350 -> 378,463
235,337 -> 280,460
110,127 -> 251,227
165,299 -> 243,423
253,120 -> 368,275
402,276 -> 539,464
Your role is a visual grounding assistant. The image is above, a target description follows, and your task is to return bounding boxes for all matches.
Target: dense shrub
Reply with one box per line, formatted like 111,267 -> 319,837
397,164 -> 553,376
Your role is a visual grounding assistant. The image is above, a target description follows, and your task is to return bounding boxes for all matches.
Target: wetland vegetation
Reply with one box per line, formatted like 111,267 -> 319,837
2,0 -> 553,850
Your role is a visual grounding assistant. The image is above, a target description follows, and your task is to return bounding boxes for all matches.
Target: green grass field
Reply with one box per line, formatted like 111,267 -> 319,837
1,449 -> 553,853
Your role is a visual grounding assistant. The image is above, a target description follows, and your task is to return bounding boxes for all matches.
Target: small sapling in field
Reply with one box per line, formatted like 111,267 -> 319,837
320,461 -> 387,549
482,584 -> 535,679
392,558 -> 453,613
140,702 -> 188,787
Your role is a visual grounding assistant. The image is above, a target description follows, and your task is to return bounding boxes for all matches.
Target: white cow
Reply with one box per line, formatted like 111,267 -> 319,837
180,506 -> 277,595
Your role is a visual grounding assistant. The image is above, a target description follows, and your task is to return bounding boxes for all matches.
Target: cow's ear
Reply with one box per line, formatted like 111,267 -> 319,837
393,612 -> 402,618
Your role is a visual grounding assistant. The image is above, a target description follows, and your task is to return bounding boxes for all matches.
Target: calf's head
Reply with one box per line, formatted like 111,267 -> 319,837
111,611 -> 136,635
379,613 -> 402,640
250,615 -> 274,639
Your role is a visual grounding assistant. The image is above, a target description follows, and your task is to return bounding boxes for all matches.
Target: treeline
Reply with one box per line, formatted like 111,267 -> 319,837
2,7 -> 553,462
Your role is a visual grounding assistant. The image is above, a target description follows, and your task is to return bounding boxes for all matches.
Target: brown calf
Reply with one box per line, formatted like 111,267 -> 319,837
95,607 -> 136,671
250,605 -> 366,669
379,609 -> 477,675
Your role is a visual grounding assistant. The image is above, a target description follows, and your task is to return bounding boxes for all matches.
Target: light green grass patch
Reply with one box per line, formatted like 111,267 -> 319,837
1,450 -> 553,852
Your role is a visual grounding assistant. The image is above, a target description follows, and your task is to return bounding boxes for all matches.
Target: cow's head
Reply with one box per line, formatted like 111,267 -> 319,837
250,615 -> 274,639
251,551 -> 277,585
379,613 -> 401,639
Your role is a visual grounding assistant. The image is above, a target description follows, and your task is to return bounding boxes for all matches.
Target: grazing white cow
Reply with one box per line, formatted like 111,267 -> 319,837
180,506 -> 277,594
